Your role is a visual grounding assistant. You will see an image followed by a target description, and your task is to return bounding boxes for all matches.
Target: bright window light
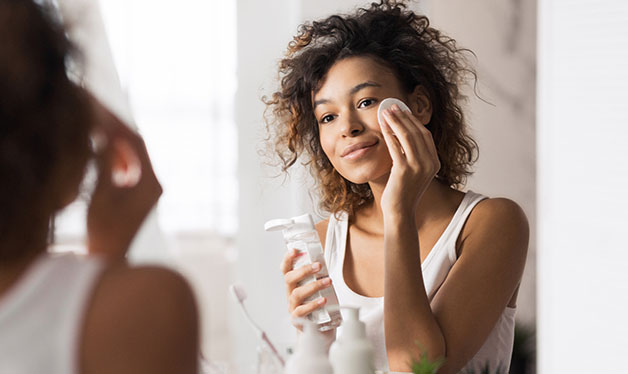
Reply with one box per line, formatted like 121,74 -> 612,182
54,0 -> 237,241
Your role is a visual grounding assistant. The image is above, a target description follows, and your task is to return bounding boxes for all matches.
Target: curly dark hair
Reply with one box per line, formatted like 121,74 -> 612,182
0,0 -> 92,261
264,0 -> 479,216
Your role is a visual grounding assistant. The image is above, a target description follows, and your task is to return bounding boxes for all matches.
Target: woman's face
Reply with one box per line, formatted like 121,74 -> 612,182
313,56 -> 411,185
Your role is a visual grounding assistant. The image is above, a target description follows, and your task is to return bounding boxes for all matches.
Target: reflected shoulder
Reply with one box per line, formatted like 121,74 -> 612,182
81,261 -> 199,374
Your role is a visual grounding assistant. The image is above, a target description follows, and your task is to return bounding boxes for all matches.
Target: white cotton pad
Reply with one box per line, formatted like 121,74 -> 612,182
377,98 -> 412,126
111,139 -> 142,188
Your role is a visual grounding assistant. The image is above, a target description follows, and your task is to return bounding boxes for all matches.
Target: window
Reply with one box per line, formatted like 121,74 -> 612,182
54,0 -> 238,244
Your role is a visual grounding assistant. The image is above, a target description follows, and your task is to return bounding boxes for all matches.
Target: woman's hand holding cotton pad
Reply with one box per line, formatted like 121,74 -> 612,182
377,98 -> 412,126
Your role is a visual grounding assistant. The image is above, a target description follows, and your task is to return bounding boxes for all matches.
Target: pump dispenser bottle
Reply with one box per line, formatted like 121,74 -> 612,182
329,306 -> 376,374
284,319 -> 334,374
265,214 -> 341,331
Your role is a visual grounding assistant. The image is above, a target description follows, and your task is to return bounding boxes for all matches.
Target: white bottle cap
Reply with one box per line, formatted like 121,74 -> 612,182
377,97 -> 412,126
291,213 -> 315,229
264,214 -> 315,237
264,218 -> 294,232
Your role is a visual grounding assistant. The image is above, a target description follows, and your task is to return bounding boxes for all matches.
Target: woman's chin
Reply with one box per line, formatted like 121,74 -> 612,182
342,169 -> 391,186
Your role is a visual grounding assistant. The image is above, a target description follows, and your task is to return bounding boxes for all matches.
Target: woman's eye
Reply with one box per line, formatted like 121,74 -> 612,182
358,99 -> 375,108
320,114 -> 335,124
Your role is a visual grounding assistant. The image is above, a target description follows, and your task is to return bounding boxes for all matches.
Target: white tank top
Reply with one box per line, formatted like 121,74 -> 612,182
0,253 -> 106,374
324,191 -> 516,373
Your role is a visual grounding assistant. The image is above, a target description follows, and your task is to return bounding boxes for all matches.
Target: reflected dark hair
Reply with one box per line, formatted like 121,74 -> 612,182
0,0 -> 92,260
264,0 -> 478,216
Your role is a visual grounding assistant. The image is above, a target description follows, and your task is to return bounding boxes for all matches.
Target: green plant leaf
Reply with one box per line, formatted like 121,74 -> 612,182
409,342 -> 444,374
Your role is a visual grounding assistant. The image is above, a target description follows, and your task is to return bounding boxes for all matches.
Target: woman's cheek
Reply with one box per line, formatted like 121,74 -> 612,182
319,132 -> 336,160
319,138 -> 345,175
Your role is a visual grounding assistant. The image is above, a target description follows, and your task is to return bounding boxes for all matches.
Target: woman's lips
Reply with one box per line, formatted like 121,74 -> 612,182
341,140 -> 378,159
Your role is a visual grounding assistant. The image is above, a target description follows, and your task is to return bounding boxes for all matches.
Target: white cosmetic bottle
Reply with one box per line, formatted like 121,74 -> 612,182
284,319 -> 334,374
329,306 -> 376,374
265,214 -> 342,331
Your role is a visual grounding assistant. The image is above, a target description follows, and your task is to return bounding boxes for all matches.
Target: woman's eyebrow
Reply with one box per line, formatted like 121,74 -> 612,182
313,98 -> 330,110
313,81 -> 382,110
349,81 -> 381,95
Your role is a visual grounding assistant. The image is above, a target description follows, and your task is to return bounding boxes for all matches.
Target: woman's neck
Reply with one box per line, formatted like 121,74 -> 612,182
0,238 -> 47,297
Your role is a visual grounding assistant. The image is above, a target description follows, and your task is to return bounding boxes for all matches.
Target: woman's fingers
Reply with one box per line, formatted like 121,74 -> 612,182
401,109 -> 440,165
280,248 -> 299,275
280,250 -> 332,323
393,108 -> 439,169
86,97 -> 162,258
289,276 -> 331,307
284,261 -> 321,286
380,112 -> 406,162
90,96 -> 160,191
382,106 -> 439,175
290,296 -> 327,331
292,297 -> 327,319
383,106 -> 423,160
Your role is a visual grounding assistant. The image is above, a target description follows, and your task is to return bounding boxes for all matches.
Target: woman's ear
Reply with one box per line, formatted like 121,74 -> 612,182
409,85 -> 433,125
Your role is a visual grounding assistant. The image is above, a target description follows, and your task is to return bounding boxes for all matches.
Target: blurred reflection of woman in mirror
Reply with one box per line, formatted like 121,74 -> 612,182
0,1 -> 198,373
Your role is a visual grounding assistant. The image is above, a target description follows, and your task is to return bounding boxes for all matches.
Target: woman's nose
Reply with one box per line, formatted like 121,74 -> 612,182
340,111 -> 364,137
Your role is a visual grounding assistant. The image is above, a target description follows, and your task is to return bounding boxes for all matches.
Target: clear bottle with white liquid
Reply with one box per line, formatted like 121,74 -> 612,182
265,214 -> 342,331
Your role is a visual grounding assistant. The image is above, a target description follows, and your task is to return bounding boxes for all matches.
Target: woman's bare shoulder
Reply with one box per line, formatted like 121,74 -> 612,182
81,261 -> 199,374
460,196 -> 529,255
315,219 -> 330,251
473,197 -> 528,228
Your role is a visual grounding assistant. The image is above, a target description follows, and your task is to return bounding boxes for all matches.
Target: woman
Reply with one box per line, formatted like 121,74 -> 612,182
0,1 -> 198,373
268,1 -> 528,372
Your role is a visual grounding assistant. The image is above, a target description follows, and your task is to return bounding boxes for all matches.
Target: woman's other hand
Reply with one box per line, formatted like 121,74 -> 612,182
86,99 -> 162,259
280,248 -> 332,331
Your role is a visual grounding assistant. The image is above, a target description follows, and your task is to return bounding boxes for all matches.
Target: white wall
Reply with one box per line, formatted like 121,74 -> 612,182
427,0 -> 538,327
537,0 -> 628,372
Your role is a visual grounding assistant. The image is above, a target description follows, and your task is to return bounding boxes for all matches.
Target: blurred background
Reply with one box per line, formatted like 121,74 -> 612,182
51,0 -> 628,373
